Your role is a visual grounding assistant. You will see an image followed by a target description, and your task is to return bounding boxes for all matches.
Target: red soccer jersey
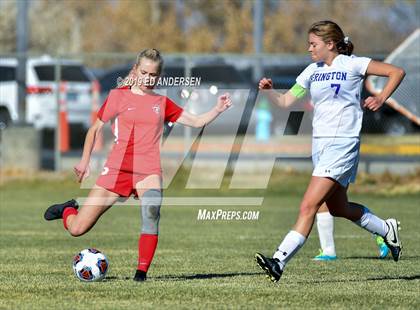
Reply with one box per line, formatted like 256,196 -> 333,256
97,87 -> 183,175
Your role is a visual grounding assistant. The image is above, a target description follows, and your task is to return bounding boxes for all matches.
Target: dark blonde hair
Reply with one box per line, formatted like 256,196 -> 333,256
135,48 -> 164,74
120,48 -> 163,87
308,21 -> 354,56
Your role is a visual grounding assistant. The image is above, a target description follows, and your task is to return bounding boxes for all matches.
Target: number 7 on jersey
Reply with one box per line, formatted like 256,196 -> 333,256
331,83 -> 341,98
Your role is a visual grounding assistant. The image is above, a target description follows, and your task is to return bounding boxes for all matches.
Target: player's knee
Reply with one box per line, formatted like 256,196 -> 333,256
299,200 -> 317,217
141,189 -> 162,234
68,224 -> 87,237
329,203 -> 356,218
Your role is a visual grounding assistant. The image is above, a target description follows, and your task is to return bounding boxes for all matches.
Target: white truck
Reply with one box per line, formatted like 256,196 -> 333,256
0,55 -> 95,130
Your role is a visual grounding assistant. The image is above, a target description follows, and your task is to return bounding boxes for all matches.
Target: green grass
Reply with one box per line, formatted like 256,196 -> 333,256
0,172 -> 419,309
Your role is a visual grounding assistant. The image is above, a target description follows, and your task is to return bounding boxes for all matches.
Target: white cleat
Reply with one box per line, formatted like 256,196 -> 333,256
383,219 -> 402,262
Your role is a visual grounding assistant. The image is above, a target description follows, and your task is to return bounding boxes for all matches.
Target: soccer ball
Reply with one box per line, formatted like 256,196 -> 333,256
72,248 -> 109,282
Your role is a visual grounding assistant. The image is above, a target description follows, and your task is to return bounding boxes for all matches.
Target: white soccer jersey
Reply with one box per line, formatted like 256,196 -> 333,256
296,54 -> 371,137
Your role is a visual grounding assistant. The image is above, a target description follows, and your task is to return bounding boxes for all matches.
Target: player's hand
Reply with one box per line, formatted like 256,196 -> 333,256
259,78 -> 273,90
363,96 -> 384,111
74,162 -> 90,183
215,93 -> 233,113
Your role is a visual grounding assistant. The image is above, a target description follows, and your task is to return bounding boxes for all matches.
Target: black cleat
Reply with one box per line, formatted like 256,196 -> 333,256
383,219 -> 402,262
44,199 -> 79,221
133,270 -> 147,282
255,252 -> 283,283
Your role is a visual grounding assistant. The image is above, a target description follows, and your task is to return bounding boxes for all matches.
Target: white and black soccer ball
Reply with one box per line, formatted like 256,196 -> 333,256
72,248 -> 109,282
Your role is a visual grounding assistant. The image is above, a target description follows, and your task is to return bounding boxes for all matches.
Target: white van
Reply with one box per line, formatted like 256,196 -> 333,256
0,55 -> 95,129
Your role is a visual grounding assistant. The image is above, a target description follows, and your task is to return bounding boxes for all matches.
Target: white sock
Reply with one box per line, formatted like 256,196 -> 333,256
353,207 -> 388,237
316,212 -> 336,256
273,230 -> 306,269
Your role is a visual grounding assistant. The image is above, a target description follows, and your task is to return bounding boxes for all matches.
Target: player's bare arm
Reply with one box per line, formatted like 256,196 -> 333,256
74,118 -> 105,182
175,93 -> 232,128
364,61 -> 405,111
258,77 -> 300,108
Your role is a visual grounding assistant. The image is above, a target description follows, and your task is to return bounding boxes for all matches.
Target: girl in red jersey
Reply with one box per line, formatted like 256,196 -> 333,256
44,49 -> 232,281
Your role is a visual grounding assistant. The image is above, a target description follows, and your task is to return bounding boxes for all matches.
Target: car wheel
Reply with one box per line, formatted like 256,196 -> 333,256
0,110 -> 11,130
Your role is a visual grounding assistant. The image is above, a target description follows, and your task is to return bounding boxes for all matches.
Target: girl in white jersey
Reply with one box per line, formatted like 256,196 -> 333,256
255,20 -> 405,282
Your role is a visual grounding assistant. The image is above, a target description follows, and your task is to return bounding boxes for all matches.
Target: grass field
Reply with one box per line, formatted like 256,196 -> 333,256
0,171 -> 419,309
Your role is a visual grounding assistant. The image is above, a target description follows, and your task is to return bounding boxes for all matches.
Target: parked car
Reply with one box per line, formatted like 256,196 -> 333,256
0,55 -> 95,130
170,61 -> 255,134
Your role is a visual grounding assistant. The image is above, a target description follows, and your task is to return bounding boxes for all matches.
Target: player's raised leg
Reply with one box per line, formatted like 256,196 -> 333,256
133,174 -> 162,282
315,200 -> 387,260
256,176 -> 339,282
325,187 -> 401,261
44,185 -> 119,237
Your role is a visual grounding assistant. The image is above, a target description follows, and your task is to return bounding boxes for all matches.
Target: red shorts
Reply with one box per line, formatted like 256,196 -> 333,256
96,167 -> 161,197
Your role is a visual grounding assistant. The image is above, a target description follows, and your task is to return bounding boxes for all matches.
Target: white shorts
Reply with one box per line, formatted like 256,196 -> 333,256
312,137 -> 360,187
